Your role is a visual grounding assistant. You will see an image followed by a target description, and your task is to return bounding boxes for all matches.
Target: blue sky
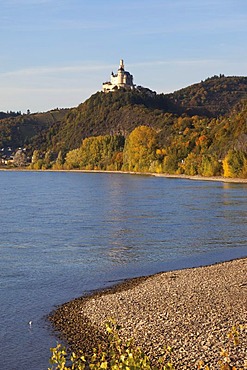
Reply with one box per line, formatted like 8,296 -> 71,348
1,0 -> 246,113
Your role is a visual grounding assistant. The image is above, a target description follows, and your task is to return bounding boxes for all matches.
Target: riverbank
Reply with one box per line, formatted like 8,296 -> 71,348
1,167 -> 247,184
49,258 -> 247,369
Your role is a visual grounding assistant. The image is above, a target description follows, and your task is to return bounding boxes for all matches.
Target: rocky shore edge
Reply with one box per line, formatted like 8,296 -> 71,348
48,258 -> 247,368
1,168 -> 247,184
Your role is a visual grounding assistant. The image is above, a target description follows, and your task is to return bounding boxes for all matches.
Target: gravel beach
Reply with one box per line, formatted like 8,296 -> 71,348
49,258 -> 247,368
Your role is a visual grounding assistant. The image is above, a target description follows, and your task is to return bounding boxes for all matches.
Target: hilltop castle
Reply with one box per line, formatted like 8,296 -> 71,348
102,59 -> 134,93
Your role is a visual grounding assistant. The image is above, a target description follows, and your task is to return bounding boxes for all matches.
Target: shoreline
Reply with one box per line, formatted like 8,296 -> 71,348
1,167 -> 247,184
49,257 -> 247,368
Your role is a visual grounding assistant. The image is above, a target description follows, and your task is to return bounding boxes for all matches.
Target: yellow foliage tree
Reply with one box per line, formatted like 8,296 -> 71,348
222,150 -> 247,178
64,148 -> 82,169
64,135 -> 125,170
123,126 -> 157,172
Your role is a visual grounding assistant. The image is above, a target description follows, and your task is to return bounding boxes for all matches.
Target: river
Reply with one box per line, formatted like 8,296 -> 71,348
0,171 -> 246,370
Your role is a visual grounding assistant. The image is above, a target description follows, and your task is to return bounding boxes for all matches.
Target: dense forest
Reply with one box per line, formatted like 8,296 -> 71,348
0,109 -> 69,149
1,75 -> 247,177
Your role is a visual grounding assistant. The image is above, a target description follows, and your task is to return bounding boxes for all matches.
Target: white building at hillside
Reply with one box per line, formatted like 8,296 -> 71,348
102,60 -> 134,93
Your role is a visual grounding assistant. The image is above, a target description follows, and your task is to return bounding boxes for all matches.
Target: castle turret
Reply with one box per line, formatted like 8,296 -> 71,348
118,59 -> 125,85
119,59 -> 124,69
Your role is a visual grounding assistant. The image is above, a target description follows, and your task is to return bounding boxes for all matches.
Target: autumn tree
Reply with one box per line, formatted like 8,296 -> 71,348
43,150 -> 53,169
52,150 -> 64,170
223,150 -> 247,178
64,135 -> 124,170
29,150 -> 43,170
31,150 -> 40,164
123,126 -> 157,172
64,148 -> 81,169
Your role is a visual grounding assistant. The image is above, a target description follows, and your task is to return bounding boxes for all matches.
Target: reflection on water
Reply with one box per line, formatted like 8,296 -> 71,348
0,172 -> 246,370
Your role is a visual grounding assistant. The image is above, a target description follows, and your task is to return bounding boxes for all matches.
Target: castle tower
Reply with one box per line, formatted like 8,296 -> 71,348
119,59 -> 124,69
118,59 -> 125,85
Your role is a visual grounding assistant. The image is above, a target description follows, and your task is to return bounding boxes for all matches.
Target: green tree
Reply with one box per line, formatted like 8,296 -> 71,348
182,153 -> 201,176
163,152 -> 180,174
199,155 -> 222,177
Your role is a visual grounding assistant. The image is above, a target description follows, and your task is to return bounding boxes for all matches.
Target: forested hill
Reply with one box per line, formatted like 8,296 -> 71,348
0,111 -> 21,120
57,98 -> 247,178
168,75 -> 247,117
31,76 -> 247,152
39,90 -> 176,152
0,75 -> 247,154
0,109 -> 69,149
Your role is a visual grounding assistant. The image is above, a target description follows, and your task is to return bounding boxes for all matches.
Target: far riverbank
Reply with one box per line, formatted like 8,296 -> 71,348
1,167 -> 247,184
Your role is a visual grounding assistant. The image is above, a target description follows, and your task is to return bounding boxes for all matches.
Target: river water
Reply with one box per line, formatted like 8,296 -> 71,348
0,171 -> 246,370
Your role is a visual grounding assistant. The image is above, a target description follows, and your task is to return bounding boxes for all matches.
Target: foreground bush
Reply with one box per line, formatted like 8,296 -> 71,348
49,322 -> 246,370
49,320 -> 174,370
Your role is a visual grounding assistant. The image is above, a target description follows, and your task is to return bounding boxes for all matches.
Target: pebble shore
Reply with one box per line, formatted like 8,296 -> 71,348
49,258 -> 247,369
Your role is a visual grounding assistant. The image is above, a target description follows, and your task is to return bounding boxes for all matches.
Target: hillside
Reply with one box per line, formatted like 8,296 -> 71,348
0,75 -> 247,156
168,75 -> 247,116
0,108 -> 70,149
30,76 -> 247,153
59,98 -> 247,177
41,90 -> 176,152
